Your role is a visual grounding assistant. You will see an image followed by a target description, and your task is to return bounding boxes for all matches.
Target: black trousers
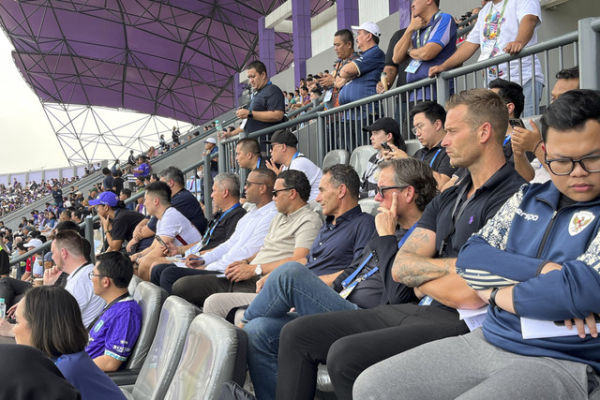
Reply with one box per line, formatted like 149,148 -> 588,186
276,303 -> 469,400
170,272 -> 259,308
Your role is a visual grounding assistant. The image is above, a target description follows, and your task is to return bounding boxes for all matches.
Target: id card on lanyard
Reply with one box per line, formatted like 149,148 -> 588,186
478,0 -> 509,62
405,11 -> 442,74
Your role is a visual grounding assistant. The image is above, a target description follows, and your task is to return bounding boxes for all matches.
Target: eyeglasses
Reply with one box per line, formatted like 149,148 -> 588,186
272,187 -> 295,197
245,180 -> 264,187
88,271 -> 103,280
375,185 -> 408,196
411,123 -> 427,135
544,154 -> 600,176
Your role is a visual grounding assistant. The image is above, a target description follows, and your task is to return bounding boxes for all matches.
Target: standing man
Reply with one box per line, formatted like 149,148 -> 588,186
392,0 -> 457,100
429,0 -> 544,116
86,251 -> 142,372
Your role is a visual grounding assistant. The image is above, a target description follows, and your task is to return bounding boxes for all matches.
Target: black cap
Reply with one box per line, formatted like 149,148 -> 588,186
267,129 -> 298,147
362,117 -> 400,137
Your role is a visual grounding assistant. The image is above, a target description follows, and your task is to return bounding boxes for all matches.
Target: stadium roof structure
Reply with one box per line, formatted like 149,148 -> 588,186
0,0 -> 331,165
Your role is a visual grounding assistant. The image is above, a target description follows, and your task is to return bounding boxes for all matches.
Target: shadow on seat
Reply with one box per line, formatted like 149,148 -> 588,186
358,197 -> 379,217
120,296 -> 200,400
349,145 -> 377,179
322,149 -> 350,170
163,313 -> 248,400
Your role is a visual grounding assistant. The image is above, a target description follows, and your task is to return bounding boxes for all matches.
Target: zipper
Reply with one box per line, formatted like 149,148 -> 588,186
535,210 -> 558,258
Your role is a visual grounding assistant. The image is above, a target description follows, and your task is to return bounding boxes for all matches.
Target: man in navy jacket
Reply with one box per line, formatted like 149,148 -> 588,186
353,89 -> 600,400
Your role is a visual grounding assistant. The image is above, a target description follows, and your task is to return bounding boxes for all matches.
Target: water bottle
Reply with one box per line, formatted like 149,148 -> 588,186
215,119 -> 223,132
0,298 -> 5,320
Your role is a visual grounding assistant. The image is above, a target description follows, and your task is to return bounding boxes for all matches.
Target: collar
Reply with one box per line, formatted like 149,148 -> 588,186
325,205 -> 363,226
359,44 -> 378,56
534,182 -> 600,210
283,203 -> 311,219
460,163 -> 517,196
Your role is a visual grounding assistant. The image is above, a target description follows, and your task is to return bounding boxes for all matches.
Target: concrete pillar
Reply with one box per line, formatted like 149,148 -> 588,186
292,0 -> 312,86
337,0 -> 359,30
258,16 -> 277,77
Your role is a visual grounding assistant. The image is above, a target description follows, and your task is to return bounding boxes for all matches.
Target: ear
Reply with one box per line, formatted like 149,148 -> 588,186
338,183 -> 348,199
433,119 -> 443,131
403,185 -> 416,205
102,276 -> 111,289
478,121 -> 494,144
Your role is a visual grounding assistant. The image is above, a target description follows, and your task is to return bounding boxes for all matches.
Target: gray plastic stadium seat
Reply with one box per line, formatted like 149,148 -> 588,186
358,197 -> 379,217
125,282 -> 168,370
322,149 -> 350,170
406,139 -> 422,157
128,275 -> 143,296
349,145 -> 377,179
523,115 -> 542,131
121,296 -> 200,400
163,313 -> 248,400
316,363 -> 334,392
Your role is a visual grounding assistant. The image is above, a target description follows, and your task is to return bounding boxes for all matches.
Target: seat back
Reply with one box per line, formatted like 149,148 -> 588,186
358,197 -> 379,217
322,149 -> 350,170
349,145 -> 377,178
125,282 -> 168,370
131,296 -> 200,400
128,275 -> 143,296
163,313 -> 248,400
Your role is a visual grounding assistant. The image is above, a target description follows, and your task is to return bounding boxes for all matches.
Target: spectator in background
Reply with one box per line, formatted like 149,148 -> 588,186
171,126 -> 181,147
392,0 -> 457,100
551,66 -> 579,102
360,117 -> 407,198
112,169 -> 124,196
429,0 -> 544,116
119,188 -> 135,211
203,137 -> 219,178
90,191 -> 144,252
309,87 -> 322,103
51,184 -> 63,211
377,27 -> 410,93
127,150 -> 136,167
133,155 -> 151,179
266,130 -> 323,201
235,138 -> 266,171
10,286 -> 125,399
101,168 -> 114,192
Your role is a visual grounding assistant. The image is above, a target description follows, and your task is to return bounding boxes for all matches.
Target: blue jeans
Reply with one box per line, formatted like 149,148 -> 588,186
522,79 -> 544,117
243,262 -> 358,400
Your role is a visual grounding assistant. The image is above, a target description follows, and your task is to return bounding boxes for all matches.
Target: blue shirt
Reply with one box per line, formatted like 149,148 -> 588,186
338,45 -> 385,106
171,189 -> 208,234
306,206 -> 375,276
86,298 -> 142,364
245,82 -> 285,133
134,162 -> 150,178
55,351 -> 126,400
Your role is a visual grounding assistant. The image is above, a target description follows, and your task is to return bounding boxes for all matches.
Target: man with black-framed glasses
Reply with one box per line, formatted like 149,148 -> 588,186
275,88 -> 526,400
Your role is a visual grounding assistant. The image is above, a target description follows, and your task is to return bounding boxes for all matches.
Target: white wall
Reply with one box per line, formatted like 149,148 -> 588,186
358,0 -> 389,25
311,18 -> 338,56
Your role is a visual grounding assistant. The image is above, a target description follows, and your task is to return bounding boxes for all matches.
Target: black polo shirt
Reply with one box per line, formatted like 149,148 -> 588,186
418,163 -> 526,258
201,203 -> 246,251
245,83 -> 285,134
413,144 -> 456,178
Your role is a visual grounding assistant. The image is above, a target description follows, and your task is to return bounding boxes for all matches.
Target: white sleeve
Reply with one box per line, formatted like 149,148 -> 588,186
155,210 -> 182,238
517,0 -> 542,23
201,215 -> 247,265
466,6 -> 486,45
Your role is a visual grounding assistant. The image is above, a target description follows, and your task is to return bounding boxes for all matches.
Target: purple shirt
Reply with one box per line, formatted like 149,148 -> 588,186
86,298 -> 142,364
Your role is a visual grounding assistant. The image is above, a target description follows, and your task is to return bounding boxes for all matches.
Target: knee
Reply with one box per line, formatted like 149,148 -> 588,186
150,263 -> 168,285
271,261 -> 307,284
171,275 -> 192,297
244,318 -> 272,352
279,317 -> 307,354
327,336 -> 355,376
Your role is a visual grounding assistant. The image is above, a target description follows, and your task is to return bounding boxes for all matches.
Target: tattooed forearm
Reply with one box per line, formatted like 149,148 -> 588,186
392,254 -> 456,287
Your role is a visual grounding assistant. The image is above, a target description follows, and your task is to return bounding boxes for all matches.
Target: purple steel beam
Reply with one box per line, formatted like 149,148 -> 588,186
292,0 -> 311,86
398,0 -> 411,28
336,0 -> 359,31
258,16 -> 276,76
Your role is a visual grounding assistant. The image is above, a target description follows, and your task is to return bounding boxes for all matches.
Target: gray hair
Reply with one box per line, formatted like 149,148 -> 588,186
214,173 -> 241,198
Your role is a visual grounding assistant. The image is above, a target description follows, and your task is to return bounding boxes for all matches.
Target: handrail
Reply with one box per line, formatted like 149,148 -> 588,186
457,13 -> 478,28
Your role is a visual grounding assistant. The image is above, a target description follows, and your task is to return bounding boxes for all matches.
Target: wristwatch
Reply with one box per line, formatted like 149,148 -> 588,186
248,110 -> 253,119
488,287 -> 499,308
254,264 -> 263,276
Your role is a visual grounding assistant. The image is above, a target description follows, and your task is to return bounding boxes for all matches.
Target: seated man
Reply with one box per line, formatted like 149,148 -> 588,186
266,130 -> 322,201
86,252 -> 142,372
89,191 -> 144,252
169,170 -> 323,307
360,118 -> 407,198
241,158 -> 437,399
130,181 -> 202,280
353,89 -> 600,400
235,138 -> 267,171
273,89 -> 526,400
149,169 -> 278,291
551,66 -> 579,102
386,101 -> 457,190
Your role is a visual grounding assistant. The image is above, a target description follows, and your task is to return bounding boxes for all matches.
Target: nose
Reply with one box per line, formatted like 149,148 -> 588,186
571,160 -> 590,177
374,192 -> 383,202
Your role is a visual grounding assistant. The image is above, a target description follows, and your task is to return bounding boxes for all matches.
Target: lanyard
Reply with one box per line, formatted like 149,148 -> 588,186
438,182 -> 473,257
415,11 -> 442,48
342,224 -> 417,288
202,203 -> 241,246
291,151 -> 300,162
503,135 -> 511,146
256,157 -> 262,169
86,293 -> 130,331
69,263 -> 89,280
424,148 -> 442,168
483,0 -> 509,41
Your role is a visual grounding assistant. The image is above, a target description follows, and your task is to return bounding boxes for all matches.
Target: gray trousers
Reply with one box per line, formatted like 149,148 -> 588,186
353,328 -> 600,400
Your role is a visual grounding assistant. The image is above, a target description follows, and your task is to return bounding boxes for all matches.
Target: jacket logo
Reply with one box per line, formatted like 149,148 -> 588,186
569,211 -> 595,236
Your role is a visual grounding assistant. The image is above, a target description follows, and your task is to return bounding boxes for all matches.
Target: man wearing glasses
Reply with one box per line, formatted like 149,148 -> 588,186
86,252 -> 142,372
353,89 -> 600,400
274,89 -> 526,400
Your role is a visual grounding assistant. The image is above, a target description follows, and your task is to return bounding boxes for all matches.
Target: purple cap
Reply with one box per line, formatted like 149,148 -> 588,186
88,191 -> 119,207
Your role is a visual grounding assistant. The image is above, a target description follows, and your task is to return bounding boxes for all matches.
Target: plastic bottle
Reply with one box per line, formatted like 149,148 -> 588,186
215,120 -> 223,132
0,298 -> 5,320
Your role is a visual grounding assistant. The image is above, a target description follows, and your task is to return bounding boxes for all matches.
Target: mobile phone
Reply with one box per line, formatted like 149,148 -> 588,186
509,119 -> 525,129
154,235 -> 167,248
381,142 -> 392,151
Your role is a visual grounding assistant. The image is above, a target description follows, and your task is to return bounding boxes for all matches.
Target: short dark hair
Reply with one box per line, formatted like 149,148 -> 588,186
121,188 -> 132,197
489,78 -> 525,118
379,158 -> 438,211
214,173 -> 241,198
323,164 -> 360,199
237,138 -> 261,156
247,60 -> 267,75
251,168 -> 277,190
159,166 -> 185,187
54,221 -> 80,233
410,101 -> 446,126
23,286 -> 89,357
555,66 -> 579,80
54,230 -> 84,258
334,29 -> 354,44
541,89 -> 600,142
102,168 -> 111,175
145,181 -> 171,204
372,34 -> 380,45
311,87 -> 323,97
96,251 -> 133,288
277,170 -> 311,202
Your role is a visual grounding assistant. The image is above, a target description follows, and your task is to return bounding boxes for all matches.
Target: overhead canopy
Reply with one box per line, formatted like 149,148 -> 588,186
0,0 -> 330,125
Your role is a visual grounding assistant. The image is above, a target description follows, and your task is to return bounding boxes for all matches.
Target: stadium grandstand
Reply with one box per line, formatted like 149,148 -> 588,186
0,0 -> 599,399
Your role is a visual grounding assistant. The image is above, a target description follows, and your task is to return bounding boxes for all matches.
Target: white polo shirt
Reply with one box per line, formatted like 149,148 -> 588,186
65,263 -> 105,327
